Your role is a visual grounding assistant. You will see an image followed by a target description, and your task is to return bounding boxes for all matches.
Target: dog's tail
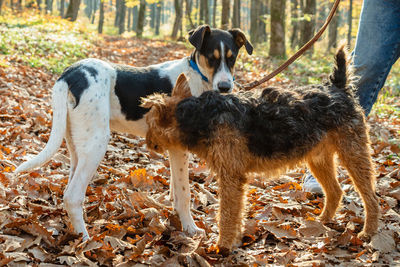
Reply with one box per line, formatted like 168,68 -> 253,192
329,44 -> 352,90
15,80 -> 68,173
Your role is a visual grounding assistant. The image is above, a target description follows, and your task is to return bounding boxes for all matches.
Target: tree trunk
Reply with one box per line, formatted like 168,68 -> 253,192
64,0 -> 81,21
155,2 -> 162,35
132,5 -> 138,31
118,0 -> 126,34
36,0 -> 41,11
91,0 -> 97,24
150,3 -> 156,29
195,0 -> 199,24
327,10 -> 338,51
290,0 -> 300,49
232,0 -> 240,28
59,0 -> 65,17
0,0 -> 3,14
300,0 -> 316,54
185,0 -> 194,29
212,0 -> 217,27
137,0 -> 146,38
317,1 -> 327,29
250,0 -> 267,44
250,0 -> 257,43
84,0 -> 91,17
221,0 -> 230,29
18,0 -> 23,12
98,0 -> 104,33
269,0 -> 286,57
347,0 -> 352,46
127,7 -> 131,30
200,0 -> 209,24
114,0 -> 120,27
171,0 -> 182,39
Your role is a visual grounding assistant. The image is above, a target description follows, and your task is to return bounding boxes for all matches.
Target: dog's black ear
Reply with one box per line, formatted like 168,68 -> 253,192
228,29 -> 253,55
188,25 -> 211,50
172,73 -> 192,98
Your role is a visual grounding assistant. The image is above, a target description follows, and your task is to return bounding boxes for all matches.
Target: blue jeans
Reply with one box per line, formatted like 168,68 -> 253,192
352,0 -> 400,116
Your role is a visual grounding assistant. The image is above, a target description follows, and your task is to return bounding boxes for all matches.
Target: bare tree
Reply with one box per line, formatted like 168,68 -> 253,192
221,0 -> 230,29
327,10 -> 338,51
347,0 -> 353,46
269,0 -> 286,57
155,1 -> 162,35
118,0 -> 126,34
59,0 -> 65,17
200,0 -> 209,24
132,5 -> 138,32
84,0 -> 91,17
232,0 -> 240,28
98,0 -> 104,33
114,0 -> 120,27
65,0 -> 81,21
46,0 -> 53,14
171,0 -> 183,39
17,0 -> 22,12
290,0 -> 300,49
127,8 -> 132,30
137,0 -> 146,38
250,0 -> 267,44
300,0 -> 316,54
185,0 -> 195,29
212,0 -> 217,27
36,0 -> 41,11
149,3 -> 156,29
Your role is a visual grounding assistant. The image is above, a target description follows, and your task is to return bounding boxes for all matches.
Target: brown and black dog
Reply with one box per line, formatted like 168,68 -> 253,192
141,46 -> 379,255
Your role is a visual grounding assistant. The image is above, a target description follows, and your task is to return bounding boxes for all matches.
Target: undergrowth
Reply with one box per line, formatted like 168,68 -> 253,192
0,11 -> 97,73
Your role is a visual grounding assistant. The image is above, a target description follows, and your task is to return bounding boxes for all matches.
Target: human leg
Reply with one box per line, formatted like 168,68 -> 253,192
352,0 -> 400,115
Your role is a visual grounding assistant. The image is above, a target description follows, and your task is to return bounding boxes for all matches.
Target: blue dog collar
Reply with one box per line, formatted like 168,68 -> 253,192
189,58 -> 209,82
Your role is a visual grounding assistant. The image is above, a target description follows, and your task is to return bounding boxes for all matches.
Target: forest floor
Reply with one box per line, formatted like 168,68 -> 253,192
0,14 -> 400,266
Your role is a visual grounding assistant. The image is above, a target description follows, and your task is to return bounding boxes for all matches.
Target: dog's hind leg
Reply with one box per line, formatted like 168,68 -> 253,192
335,130 -> 379,240
307,148 -> 343,223
65,122 -> 78,182
168,148 -> 205,236
63,124 -> 110,239
63,82 -> 111,239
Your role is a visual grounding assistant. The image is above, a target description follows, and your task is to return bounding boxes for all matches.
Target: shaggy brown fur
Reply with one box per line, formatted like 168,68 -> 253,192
141,47 -> 379,255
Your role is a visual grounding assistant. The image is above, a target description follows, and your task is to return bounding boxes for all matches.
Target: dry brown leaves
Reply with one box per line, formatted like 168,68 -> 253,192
0,36 -> 399,266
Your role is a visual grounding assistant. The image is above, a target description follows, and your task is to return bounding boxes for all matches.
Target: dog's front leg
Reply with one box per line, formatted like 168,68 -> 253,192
168,148 -> 205,236
217,173 -> 247,255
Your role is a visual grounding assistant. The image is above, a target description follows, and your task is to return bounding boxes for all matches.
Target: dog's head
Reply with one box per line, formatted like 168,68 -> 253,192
142,73 -> 192,153
189,25 -> 253,93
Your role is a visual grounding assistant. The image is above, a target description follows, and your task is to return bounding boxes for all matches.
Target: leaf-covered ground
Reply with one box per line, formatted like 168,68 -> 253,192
1,20 -> 400,266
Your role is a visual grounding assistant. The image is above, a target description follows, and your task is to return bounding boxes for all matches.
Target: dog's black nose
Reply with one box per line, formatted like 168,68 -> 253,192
217,81 -> 231,93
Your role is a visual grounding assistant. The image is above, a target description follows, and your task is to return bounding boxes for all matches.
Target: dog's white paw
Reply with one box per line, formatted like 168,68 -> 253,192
184,224 -> 206,237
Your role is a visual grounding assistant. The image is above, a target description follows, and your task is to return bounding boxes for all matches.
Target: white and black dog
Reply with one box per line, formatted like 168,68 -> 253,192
15,25 -> 253,240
